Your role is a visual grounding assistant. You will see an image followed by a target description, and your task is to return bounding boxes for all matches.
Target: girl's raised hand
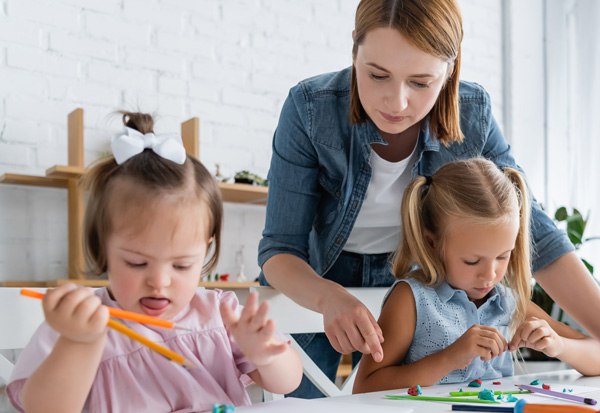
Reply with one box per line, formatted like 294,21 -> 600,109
42,283 -> 109,344
445,325 -> 508,370
220,291 -> 288,367
508,316 -> 564,357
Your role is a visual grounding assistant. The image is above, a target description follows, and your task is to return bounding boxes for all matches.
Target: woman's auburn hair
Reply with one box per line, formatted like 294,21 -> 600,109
392,158 -> 533,334
80,111 -> 223,278
350,0 -> 464,145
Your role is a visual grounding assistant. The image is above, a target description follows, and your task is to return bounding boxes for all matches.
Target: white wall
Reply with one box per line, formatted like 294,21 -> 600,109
0,0 -> 506,282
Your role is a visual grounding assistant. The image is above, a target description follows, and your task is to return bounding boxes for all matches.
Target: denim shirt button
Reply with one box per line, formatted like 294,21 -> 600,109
336,237 -> 342,245
335,191 -> 341,198
352,200 -> 358,210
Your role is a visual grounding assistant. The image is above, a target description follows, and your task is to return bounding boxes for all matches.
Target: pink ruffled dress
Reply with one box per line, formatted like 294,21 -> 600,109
7,288 -> 256,412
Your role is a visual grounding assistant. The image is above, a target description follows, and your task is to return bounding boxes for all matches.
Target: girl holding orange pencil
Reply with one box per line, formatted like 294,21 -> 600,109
6,112 -> 302,413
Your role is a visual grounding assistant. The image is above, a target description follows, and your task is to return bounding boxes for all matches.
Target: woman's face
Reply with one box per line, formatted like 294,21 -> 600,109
353,27 -> 449,136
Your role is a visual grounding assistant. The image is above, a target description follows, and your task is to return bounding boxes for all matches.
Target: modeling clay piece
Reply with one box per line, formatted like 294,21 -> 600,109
478,388 -> 495,402
212,404 -> 235,413
468,379 -> 483,387
407,385 -> 422,396
497,394 -> 504,400
506,393 -> 518,402
493,381 -> 501,385
564,388 -> 567,392
458,388 -> 463,392
542,384 -> 551,390
530,379 -> 540,385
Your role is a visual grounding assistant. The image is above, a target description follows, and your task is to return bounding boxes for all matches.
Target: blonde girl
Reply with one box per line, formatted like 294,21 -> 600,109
353,158 -> 600,392
7,112 -> 301,412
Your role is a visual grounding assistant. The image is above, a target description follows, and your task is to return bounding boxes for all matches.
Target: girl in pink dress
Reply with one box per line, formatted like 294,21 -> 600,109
7,111 -> 302,413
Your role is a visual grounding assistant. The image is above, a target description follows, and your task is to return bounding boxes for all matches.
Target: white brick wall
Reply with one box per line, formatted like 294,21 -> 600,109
0,0 -> 505,282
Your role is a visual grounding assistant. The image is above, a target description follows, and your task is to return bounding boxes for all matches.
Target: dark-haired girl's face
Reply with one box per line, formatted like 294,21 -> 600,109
105,198 -> 211,320
353,27 -> 447,137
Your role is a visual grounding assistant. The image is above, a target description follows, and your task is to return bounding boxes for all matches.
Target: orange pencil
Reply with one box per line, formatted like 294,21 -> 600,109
107,319 -> 195,369
21,288 -> 193,331
20,289 -> 194,369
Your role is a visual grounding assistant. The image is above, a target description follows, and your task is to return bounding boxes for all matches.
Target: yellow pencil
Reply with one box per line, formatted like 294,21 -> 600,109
107,319 -> 195,369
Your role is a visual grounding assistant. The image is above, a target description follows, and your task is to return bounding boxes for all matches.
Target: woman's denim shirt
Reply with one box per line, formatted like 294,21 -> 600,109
258,67 -> 573,279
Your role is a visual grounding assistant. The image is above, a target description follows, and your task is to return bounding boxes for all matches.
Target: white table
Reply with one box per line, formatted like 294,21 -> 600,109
319,368 -> 600,411
239,369 -> 600,412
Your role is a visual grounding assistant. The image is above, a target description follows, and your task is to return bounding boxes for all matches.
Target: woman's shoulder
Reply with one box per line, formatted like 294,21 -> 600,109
291,67 -> 351,100
458,79 -> 491,104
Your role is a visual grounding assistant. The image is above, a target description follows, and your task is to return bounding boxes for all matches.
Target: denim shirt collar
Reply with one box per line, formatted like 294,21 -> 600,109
358,118 -> 441,150
435,281 -> 505,311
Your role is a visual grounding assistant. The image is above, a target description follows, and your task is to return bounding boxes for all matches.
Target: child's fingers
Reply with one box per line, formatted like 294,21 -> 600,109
265,341 -> 288,357
42,283 -> 78,312
239,292 -> 258,324
258,318 -> 277,340
54,286 -> 96,318
220,300 -> 239,328
73,293 -> 104,323
249,301 -> 270,331
89,304 -> 110,330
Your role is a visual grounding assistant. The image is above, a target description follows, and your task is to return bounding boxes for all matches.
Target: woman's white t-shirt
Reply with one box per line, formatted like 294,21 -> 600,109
343,144 -> 418,254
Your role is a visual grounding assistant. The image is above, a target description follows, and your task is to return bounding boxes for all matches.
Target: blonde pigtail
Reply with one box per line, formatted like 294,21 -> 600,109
393,176 -> 445,285
503,167 -> 533,334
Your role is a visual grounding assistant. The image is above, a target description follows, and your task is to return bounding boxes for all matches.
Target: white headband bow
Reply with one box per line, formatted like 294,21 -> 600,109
111,127 -> 187,165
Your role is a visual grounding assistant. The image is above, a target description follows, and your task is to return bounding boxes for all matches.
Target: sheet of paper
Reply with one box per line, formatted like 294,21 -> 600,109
236,397 -> 413,412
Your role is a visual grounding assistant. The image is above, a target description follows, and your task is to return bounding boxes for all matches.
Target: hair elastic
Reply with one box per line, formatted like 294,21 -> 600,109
424,176 -> 433,186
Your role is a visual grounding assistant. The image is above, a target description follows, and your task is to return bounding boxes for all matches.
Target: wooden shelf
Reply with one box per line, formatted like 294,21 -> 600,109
0,108 -> 268,282
0,173 -> 68,188
3,166 -> 268,205
218,182 -> 268,204
46,165 -> 85,179
0,279 -> 259,289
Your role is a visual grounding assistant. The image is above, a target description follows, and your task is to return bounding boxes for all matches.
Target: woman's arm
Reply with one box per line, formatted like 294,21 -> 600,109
534,251 -> 600,340
509,299 -> 600,376
263,254 -> 384,360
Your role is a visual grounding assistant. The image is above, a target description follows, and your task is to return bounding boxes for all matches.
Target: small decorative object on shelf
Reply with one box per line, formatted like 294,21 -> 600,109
219,273 -> 230,282
214,163 -> 232,183
234,170 -> 268,186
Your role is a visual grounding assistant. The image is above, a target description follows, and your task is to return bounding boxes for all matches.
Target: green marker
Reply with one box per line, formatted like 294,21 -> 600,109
449,390 -> 532,397
385,395 -> 500,404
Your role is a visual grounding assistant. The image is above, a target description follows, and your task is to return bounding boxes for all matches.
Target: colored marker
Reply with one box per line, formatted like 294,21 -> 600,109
517,384 -> 598,406
453,399 -> 600,412
385,395 -> 499,404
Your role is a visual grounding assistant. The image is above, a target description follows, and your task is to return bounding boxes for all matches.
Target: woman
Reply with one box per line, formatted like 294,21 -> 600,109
258,0 -> 600,398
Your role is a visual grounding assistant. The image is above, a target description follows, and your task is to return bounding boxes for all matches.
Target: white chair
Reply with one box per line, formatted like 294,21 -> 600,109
250,286 -> 388,401
0,288 -> 46,385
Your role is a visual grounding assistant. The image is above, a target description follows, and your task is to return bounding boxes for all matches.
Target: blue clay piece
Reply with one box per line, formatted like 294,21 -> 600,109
468,381 -> 482,388
478,388 -> 495,402
416,384 -> 422,395
507,394 -> 519,402
530,380 -> 540,385
497,394 -> 504,400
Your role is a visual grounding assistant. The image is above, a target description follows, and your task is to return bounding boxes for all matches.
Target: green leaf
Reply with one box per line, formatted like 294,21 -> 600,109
566,215 -> 585,245
582,258 -> 594,275
555,206 -> 568,221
